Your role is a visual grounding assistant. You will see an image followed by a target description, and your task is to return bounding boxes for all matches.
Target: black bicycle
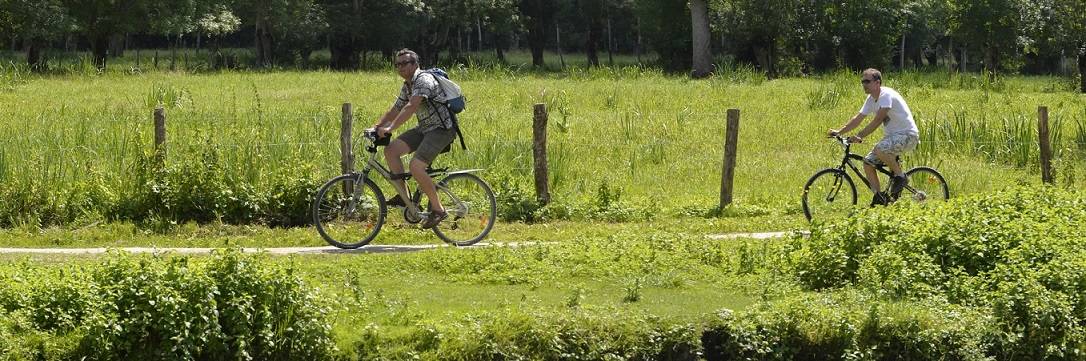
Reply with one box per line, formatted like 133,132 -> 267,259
311,129 -> 496,249
802,135 -> 949,222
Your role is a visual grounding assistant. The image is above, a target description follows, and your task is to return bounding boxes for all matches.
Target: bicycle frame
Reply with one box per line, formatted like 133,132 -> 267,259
352,130 -> 484,219
830,135 -> 899,194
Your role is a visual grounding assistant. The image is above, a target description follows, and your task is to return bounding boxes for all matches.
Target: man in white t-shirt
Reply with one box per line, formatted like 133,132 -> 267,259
829,68 -> 920,205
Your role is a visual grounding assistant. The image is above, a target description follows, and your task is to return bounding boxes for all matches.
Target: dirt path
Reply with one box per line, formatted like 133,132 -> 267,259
0,232 -> 799,255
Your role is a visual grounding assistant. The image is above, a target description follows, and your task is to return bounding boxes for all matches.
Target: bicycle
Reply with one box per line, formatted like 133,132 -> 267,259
311,129 -> 497,249
801,135 -> 949,222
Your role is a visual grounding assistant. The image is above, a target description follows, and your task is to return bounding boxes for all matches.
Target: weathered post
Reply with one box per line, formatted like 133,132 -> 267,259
341,103 -> 354,175
1038,106 -> 1053,184
720,109 -> 740,208
533,103 -> 550,205
153,107 -> 166,163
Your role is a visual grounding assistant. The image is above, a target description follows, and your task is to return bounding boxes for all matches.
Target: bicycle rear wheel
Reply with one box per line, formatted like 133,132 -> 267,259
802,169 -> 857,222
902,167 -> 949,203
312,175 -> 387,249
432,173 -> 496,246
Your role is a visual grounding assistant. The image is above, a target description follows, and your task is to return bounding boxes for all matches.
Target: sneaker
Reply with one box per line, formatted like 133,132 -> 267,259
421,210 -> 448,229
870,192 -> 890,207
890,175 -> 909,200
386,196 -> 407,208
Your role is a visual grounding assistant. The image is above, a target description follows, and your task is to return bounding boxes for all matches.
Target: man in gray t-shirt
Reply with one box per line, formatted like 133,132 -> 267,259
829,68 -> 920,205
372,49 -> 457,228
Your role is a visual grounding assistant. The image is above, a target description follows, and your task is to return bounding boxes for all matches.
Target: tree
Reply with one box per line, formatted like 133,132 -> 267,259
198,4 -> 241,68
1,0 -> 71,71
634,0 -> 689,72
899,0 -> 951,69
1049,0 -> 1086,92
271,0 -> 327,67
950,0 -> 1023,76
831,0 -> 904,70
574,0 -> 607,66
65,0 -> 150,69
713,0 -> 797,78
148,0 -> 201,70
689,0 -> 712,77
520,0 -> 558,67
482,0 -> 521,64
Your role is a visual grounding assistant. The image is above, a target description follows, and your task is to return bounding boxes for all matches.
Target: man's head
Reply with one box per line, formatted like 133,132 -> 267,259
860,68 -> 882,94
395,49 -> 420,81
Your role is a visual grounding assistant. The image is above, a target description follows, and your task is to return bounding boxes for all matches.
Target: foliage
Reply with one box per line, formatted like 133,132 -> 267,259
791,186 -> 1086,359
702,292 -> 1000,361
0,250 -> 336,360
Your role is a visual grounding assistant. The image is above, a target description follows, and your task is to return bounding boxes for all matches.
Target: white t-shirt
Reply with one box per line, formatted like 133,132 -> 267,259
859,87 -> 918,136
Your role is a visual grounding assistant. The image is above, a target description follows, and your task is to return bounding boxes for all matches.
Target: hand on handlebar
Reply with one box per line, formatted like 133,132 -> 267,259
847,135 -> 863,144
376,125 -> 393,138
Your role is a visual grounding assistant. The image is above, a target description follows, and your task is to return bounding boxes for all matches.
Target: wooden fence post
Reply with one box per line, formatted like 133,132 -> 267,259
719,109 -> 740,209
341,103 -> 354,175
1038,106 -> 1053,184
533,103 -> 550,205
153,106 -> 166,162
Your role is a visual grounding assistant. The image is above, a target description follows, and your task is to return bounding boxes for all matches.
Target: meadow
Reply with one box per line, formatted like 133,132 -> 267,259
1,53 -> 1083,232
2,53 -> 1086,358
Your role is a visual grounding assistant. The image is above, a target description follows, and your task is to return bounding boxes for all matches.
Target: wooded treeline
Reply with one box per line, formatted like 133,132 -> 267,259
1,0 -> 1084,90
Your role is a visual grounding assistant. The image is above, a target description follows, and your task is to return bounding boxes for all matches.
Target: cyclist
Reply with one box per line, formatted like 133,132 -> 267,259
829,68 -> 919,206
372,48 -> 457,228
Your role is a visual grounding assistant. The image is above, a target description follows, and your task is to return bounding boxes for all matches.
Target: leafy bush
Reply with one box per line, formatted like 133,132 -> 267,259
0,250 -> 336,360
354,308 -> 701,360
701,292 -> 999,361
791,186 -> 1086,359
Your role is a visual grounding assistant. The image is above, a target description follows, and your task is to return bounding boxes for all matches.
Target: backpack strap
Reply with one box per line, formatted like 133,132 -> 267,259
451,112 -> 467,150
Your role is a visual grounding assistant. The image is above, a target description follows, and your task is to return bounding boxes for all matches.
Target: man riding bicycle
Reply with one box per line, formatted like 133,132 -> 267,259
372,48 -> 457,228
829,68 -> 919,206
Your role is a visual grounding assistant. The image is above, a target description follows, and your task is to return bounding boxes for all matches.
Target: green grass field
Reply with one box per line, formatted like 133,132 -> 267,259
2,63 -> 1083,232
1,57 -> 1085,356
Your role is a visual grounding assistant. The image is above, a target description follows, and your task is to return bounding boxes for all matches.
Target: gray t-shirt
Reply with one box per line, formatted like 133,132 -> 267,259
859,86 -> 919,136
393,70 -> 453,133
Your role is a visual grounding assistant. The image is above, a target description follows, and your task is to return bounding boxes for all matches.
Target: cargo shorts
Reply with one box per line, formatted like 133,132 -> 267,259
864,133 -> 919,166
395,127 -> 456,165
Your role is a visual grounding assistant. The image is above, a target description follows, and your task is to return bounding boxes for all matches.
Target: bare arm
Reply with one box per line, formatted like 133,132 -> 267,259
376,95 -> 424,137
854,108 -> 890,139
830,113 -> 866,136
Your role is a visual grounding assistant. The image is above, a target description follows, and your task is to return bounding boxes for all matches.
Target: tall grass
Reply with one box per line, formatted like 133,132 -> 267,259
0,66 -> 1083,227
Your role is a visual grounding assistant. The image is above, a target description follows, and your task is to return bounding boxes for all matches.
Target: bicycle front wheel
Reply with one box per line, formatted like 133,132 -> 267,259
312,175 -> 387,249
432,173 -> 496,246
802,169 -> 857,223
903,167 -> 949,203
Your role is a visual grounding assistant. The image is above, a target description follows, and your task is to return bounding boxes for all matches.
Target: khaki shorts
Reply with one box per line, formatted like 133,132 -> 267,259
864,133 -> 919,166
395,127 -> 456,165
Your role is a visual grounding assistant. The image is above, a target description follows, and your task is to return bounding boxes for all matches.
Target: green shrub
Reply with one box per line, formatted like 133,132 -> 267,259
792,186 -> 1086,359
360,308 -> 701,360
0,250 -> 336,360
701,292 -> 999,361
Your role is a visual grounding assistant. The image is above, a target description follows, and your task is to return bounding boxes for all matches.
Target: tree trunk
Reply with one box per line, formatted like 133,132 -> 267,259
496,45 -> 506,64
329,32 -> 358,70
527,19 -> 546,67
585,19 -> 601,67
109,33 -> 125,58
753,44 -> 776,79
24,38 -> 46,72
689,0 -> 713,78
91,34 -> 109,70
254,17 -> 273,68
1078,46 -> 1085,93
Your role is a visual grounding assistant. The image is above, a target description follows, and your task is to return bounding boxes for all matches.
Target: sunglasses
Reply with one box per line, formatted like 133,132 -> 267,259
860,79 -> 875,85
394,60 -> 416,67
